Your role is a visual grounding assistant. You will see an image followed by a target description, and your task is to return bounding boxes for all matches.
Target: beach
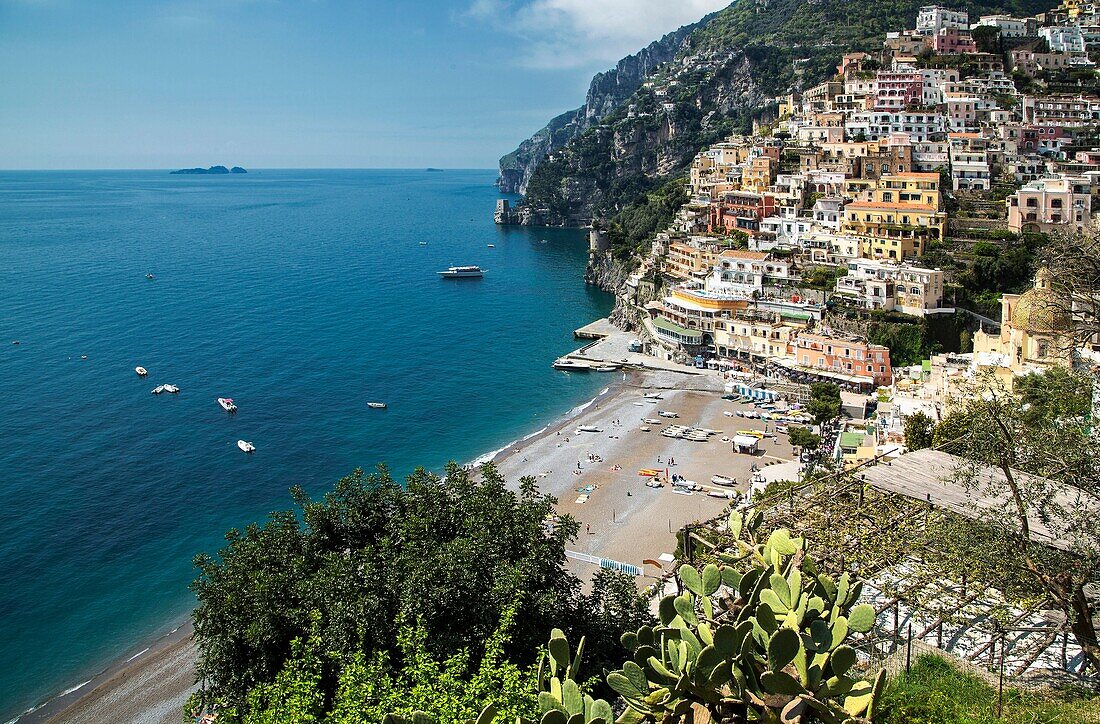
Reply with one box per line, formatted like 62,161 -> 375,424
39,349 -> 798,722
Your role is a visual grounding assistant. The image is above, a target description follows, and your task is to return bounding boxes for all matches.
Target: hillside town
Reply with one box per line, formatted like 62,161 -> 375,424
583,1 -> 1100,466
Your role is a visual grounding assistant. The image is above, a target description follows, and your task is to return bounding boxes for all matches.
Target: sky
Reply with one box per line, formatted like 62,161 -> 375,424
0,0 -> 730,169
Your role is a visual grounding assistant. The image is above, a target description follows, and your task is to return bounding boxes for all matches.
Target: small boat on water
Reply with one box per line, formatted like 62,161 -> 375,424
218,397 -> 237,413
552,359 -> 591,371
711,475 -> 737,487
145,273 -> 155,280
151,385 -> 166,394
163,384 -> 180,394
368,402 -> 387,409
418,241 -> 428,246
437,265 -> 484,279
12,340 -> 20,345
487,244 -> 495,248
237,440 -> 255,454
135,366 -> 148,377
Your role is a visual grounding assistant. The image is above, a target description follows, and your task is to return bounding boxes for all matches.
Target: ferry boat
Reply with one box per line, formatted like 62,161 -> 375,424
367,402 -> 387,409
135,366 -> 148,377
218,397 -> 237,413
437,265 -> 484,279
237,440 -> 256,454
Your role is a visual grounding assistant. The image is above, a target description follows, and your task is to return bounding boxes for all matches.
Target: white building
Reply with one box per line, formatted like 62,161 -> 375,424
1040,25 -> 1086,54
834,259 -> 951,316
917,6 -> 969,36
846,111 -> 948,141
974,15 -> 1028,37
706,249 -> 793,297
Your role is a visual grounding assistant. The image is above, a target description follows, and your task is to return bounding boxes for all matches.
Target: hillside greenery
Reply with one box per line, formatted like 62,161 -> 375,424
187,463 -> 653,720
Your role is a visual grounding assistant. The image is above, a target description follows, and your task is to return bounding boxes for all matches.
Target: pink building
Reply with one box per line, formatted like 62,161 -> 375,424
933,28 -> 977,54
875,72 -> 924,111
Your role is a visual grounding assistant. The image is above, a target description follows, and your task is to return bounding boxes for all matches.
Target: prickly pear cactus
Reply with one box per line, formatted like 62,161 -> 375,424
520,628 -> 614,724
606,510 -> 884,723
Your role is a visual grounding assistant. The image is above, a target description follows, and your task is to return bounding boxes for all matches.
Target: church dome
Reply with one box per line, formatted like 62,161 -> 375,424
1010,268 -> 1072,334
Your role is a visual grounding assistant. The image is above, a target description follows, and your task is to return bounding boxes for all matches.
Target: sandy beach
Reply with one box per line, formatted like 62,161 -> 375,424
37,349 -> 797,722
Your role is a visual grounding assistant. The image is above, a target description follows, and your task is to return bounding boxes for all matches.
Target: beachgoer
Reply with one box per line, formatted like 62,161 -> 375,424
586,523 -> 591,534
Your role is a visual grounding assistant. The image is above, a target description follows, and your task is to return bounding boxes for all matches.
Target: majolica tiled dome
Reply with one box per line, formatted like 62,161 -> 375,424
1010,268 -> 1072,333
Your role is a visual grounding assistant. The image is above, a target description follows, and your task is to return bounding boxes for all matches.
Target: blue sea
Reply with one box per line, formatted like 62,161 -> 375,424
0,169 -> 613,719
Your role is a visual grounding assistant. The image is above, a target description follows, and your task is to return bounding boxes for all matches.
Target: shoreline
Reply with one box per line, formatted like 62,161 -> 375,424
35,340 -> 751,723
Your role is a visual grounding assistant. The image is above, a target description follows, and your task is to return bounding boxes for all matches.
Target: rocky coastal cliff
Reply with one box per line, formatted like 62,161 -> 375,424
496,19 -> 710,195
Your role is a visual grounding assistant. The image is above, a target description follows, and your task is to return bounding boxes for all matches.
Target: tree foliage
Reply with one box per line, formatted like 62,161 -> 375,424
190,463 -> 652,718
934,371 -> 1100,673
807,382 -> 843,424
902,411 -> 935,452
788,425 -> 821,450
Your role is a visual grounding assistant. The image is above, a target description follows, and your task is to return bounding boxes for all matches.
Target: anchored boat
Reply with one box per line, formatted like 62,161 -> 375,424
368,402 -> 387,409
237,440 -> 255,454
437,265 -> 484,278
135,366 -> 148,377
218,398 -> 237,413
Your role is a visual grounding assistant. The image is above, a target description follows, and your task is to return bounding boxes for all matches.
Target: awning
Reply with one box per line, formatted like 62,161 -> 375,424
652,317 -> 704,344
733,434 -> 760,448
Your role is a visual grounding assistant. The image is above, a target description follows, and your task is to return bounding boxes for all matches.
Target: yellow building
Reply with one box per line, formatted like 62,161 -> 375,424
843,201 -> 946,260
666,242 -> 720,280
742,156 -> 776,194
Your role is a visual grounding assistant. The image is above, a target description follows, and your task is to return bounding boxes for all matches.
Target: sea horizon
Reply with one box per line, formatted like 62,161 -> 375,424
0,168 -> 612,720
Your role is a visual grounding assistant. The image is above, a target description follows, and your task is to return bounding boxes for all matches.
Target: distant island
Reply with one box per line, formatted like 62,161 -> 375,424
425,167 -> 444,172
170,166 -> 247,175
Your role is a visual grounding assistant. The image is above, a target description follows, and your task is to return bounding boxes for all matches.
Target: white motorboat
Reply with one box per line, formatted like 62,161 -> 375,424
708,490 -> 734,499
487,244 -> 495,248
639,426 -> 651,432
595,365 -> 618,372
368,402 -> 387,409
135,366 -> 148,377
642,418 -> 661,425
658,411 -> 678,418
672,488 -> 693,496
644,392 -> 663,400
711,475 -> 737,487
437,265 -> 484,278
151,385 -> 166,394
163,384 -> 180,394
218,397 -> 237,413
553,359 -> 591,371
237,440 -> 256,454
575,425 -> 601,433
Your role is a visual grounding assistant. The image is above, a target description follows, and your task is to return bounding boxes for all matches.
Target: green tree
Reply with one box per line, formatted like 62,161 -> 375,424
190,464 -> 585,715
807,382 -> 843,424
903,411 -> 935,451
935,372 -> 1100,672
788,425 -> 821,450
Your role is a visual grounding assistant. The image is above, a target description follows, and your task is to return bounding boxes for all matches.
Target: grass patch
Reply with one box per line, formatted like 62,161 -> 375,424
880,654 -> 1099,723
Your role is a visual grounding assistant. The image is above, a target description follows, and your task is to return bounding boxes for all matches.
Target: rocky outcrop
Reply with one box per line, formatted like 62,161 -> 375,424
170,165 -> 247,175
496,18 -> 711,195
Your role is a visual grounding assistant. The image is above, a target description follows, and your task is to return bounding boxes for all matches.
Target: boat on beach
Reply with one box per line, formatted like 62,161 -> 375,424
644,392 -> 663,400
218,397 -> 237,413
552,359 -> 591,371
437,265 -> 484,278
711,475 -> 737,487
575,425 -> 601,433
135,366 -> 148,377
237,440 -> 255,454
595,365 -> 618,372
368,402 -> 387,409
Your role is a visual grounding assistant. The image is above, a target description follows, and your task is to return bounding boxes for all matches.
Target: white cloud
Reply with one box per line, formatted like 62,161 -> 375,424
466,0 -> 730,70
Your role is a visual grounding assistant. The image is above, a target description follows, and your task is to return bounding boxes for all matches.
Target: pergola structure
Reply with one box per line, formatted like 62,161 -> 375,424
683,449 -> 1097,683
